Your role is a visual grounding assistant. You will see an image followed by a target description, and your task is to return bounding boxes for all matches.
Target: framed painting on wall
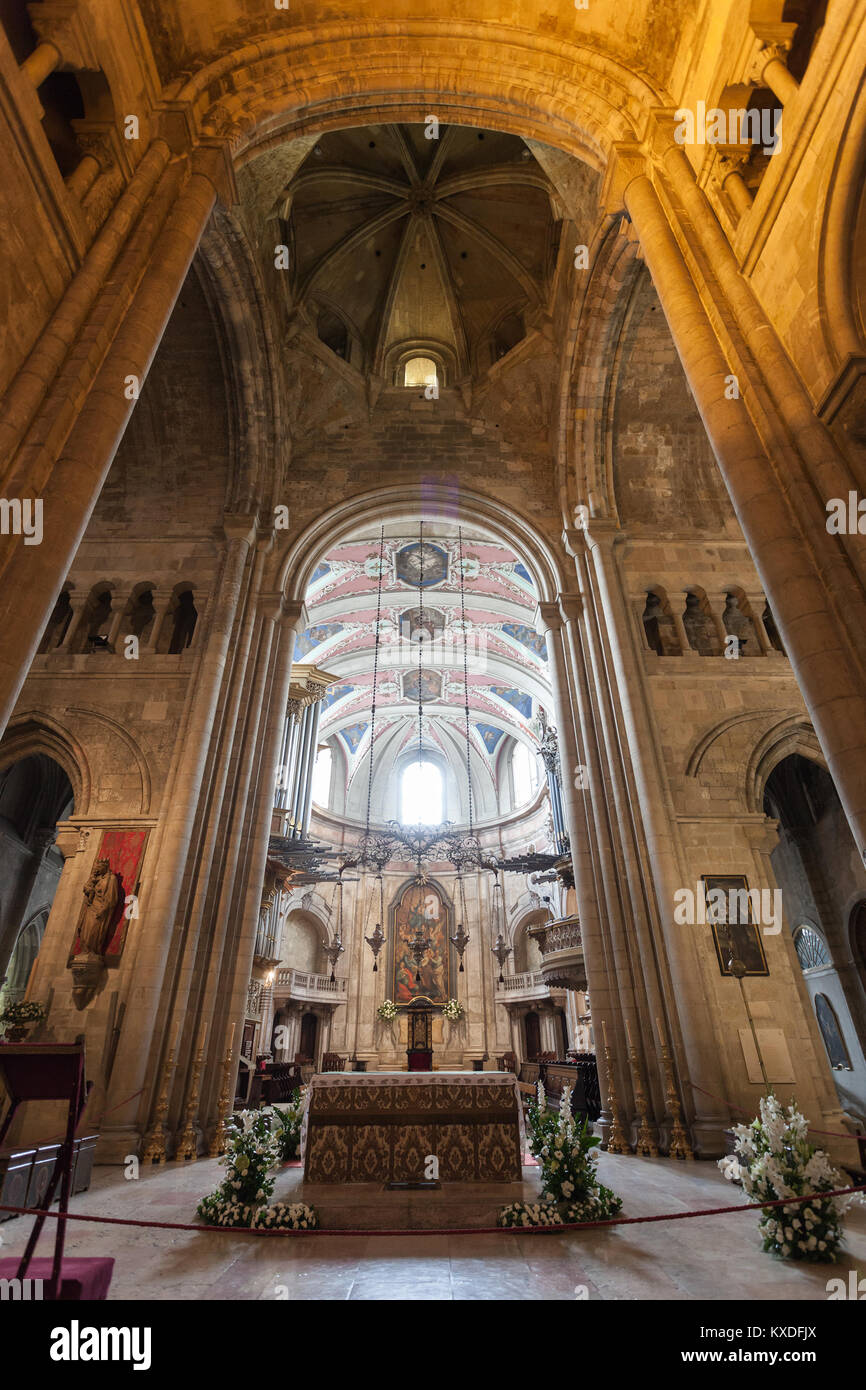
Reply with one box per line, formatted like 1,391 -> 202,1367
390,879 -> 452,1005
69,829 -> 149,967
701,874 -> 769,977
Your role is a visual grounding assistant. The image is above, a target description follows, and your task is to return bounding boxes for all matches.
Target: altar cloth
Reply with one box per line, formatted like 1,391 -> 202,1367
300,1071 -> 525,1183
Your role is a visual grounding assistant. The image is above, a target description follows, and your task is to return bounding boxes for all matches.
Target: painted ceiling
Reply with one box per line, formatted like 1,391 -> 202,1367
299,525 -> 552,782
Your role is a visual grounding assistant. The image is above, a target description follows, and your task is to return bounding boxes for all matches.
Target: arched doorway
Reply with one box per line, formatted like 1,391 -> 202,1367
0,752 -> 73,1012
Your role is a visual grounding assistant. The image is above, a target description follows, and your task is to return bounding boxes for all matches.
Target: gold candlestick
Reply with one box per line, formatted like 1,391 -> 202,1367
208,1021 -> 236,1158
656,1017 -> 694,1160
601,1020 -> 630,1155
625,1018 -> 659,1157
142,1023 -> 178,1165
175,1022 -> 208,1162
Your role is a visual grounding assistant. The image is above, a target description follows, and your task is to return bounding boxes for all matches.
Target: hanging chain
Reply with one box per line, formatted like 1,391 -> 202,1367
417,518 -> 424,774
458,526 -> 475,838
364,525 -> 386,843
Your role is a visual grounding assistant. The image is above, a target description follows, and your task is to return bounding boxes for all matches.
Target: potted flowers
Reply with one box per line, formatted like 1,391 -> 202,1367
196,1108 -> 318,1230
376,999 -> 398,1022
719,1093 -> 860,1262
500,1080 -> 622,1227
1,1000 -> 46,1042
441,998 -> 464,1022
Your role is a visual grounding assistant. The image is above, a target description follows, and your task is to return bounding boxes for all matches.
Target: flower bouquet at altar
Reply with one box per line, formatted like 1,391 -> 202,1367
376,999 -> 398,1021
268,1089 -> 305,1161
196,1108 -> 317,1230
441,998 -> 464,1021
718,1093 -> 860,1262
499,1080 -> 622,1228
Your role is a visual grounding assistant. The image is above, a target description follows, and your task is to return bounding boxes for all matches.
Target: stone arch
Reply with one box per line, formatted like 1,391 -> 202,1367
196,209 -> 284,511
277,482 -> 566,607
179,24 -> 661,174
511,908 -> 547,974
65,706 -> 153,814
746,716 -> 826,815
0,712 -> 89,815
281,906 -> 327,975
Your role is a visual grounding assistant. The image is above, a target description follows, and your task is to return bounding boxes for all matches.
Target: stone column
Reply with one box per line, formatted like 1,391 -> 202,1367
618,166 -> 866,862
717,155 -> 754,219
221,599 -> 306,1100
97,519 -> 257,1157
21,42 -> 60,88
536,600 -> 626,1128
576,532 -> 732,1148
0,150 -> 226,736
750,42 -> 799,107
143,589 -> 174,652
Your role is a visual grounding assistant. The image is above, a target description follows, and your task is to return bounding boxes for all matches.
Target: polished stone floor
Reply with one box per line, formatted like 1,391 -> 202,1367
1,1152 -> 864,1300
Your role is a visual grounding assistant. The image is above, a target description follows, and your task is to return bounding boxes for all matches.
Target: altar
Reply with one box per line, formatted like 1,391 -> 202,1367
300,1072 -> 525,1183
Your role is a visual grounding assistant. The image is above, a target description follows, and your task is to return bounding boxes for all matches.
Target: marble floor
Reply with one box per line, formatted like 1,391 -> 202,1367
1,1152 -> 863,1300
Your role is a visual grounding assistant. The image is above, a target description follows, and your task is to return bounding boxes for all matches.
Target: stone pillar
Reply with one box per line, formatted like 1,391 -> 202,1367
536,600 -> 625,1128
21,42 -> 60,88
743,592 -> 773,655
0,150 -> 225,736
618,166 -> 866,862
750,42 -> 799,107
717,155 -> 754,219
221,599 -> 306,1101
97,519 -> 257,1157
576,532 -> 732,1148
143,590 -> 174,652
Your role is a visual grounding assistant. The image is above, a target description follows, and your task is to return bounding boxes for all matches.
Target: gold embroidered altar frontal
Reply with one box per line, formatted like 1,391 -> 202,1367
302,1073 -> 524,1182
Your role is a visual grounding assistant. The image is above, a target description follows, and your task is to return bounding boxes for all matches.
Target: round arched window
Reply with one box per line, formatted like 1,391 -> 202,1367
404,357 -> 438,389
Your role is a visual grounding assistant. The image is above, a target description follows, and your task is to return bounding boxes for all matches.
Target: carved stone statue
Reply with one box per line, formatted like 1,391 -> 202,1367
79,857 -> 121,957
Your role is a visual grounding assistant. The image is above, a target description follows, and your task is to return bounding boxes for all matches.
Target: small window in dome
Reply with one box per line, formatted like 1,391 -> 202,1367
404,357 -> 438,389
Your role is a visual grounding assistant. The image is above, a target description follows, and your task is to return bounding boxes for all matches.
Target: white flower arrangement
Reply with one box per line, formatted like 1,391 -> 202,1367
377,999 -> 398,1021
441,998 -> 464,1021
719,1093 -> 860,1263
197,1107 -> 319,1231
501,1086 -> 623,1228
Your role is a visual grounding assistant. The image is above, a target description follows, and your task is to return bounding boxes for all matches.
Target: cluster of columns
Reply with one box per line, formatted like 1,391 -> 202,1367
275,687 -> 326,842
716,29 -> 801,220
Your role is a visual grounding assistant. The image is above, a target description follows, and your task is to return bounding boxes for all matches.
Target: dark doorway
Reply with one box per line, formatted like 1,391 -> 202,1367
299,1011 -> 318,1062
525,1011 -> 541,1061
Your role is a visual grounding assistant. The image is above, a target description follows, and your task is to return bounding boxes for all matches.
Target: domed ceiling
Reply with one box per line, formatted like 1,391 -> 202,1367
298,522 -> 553,821
283,124 -> 561,380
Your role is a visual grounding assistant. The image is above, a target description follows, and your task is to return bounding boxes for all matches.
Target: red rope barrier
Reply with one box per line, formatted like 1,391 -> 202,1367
0,1182 -> 862,1238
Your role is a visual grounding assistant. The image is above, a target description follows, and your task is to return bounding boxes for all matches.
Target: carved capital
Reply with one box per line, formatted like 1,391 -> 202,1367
27,2 -> 99,70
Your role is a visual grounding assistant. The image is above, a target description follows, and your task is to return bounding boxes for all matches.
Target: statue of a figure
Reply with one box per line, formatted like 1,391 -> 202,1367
78,858 -> 121,957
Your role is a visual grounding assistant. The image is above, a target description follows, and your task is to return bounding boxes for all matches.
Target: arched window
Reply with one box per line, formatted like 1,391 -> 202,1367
311,744 -> 332,808
400,760 -> 443,825
404,356 -> 438,389
511,741 -> 537,807
794,925 -> 830,971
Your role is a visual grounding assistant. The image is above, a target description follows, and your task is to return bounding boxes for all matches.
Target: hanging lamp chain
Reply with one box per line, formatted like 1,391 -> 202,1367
458,526 -> 475,839
364,524 -> 386,845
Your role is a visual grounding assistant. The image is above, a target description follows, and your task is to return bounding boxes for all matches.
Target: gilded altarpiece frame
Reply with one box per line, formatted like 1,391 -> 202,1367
389,878 -> 454,1006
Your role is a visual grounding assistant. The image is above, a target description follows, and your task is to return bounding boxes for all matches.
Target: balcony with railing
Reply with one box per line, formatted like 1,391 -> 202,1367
495,970 -> 556,1005
274,968 -> 348,1005
528,914 -> 586,991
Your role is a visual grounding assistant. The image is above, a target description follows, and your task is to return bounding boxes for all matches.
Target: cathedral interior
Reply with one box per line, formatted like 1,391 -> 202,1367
1,0 -> 866,1319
